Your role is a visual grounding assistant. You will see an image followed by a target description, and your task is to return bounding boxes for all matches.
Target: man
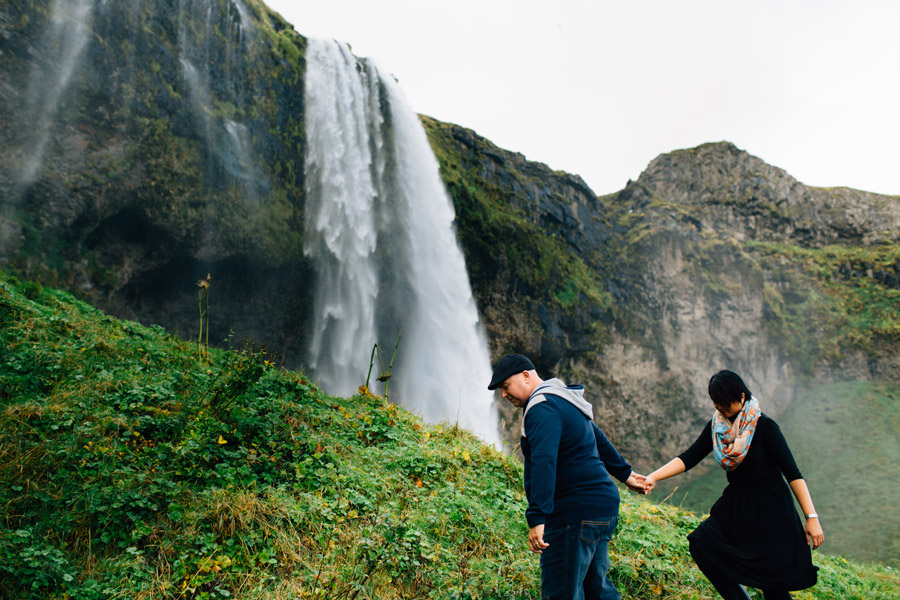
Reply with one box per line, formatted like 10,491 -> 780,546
488,354 -> 645,600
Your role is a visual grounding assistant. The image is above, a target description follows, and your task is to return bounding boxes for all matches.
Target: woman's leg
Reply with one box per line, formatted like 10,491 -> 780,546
689,538 -> 751,600
700,570 -> 752,600
761,590 -> 792,600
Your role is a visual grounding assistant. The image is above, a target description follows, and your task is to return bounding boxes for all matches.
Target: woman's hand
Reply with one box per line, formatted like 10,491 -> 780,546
805,518 -> 824,550
641,458 -> 684,495
788,479 -> 824,549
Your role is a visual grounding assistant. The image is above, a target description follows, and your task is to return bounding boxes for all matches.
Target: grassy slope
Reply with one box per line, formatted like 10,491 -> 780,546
656,382 -> 900,568
0,273 -> 897,599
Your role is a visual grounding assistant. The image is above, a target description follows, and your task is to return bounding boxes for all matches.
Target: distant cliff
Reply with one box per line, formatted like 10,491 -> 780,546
424,121 -> 900,462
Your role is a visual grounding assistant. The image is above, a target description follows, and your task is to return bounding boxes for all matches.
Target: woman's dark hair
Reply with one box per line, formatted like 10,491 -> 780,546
708,370 -> 752,406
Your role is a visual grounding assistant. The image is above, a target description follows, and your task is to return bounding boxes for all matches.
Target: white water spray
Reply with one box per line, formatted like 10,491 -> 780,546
19,0 -> 95,186
177,0 -> 264,193
303,39 -> 500,446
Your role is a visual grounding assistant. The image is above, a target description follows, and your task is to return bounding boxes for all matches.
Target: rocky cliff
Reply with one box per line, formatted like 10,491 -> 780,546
424,121 -> 900,464
2,0 -> 899,469
0,0 -> 315,360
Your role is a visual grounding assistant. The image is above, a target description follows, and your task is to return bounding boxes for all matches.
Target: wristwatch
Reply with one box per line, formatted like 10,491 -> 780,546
805,513 -> 818,520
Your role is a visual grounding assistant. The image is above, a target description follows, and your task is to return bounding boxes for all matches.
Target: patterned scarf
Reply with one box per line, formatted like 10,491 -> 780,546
712,396 -> 761,471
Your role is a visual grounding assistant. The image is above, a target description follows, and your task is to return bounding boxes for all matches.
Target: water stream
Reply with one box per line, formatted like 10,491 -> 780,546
303,39 -> 500,446
17,0 -> 95,188
177,0 -> 265,194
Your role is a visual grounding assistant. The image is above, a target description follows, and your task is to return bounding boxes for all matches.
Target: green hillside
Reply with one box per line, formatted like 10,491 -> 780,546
1,272 -> 897,599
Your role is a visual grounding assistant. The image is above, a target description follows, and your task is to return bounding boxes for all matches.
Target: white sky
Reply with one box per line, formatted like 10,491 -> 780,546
265,0 -> 900,196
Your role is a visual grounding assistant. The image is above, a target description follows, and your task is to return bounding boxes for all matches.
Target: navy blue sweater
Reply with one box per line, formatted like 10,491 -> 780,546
521,393 -> 632,527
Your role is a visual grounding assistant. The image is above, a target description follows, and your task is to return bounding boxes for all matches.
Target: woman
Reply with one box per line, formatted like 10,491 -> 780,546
643,370 -> 823,600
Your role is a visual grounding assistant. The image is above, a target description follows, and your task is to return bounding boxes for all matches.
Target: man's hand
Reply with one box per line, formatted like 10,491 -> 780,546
624,472 -> 648,494
528,524 -> 549,554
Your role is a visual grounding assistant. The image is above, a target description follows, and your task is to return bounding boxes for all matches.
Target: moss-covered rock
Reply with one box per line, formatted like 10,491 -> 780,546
0,0 -> 313,359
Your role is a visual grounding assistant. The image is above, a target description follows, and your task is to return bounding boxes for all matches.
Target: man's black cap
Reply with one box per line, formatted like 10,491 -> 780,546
488,354 -> 535,390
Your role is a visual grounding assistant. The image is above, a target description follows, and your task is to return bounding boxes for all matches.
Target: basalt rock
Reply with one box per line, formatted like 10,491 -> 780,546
0,0 -> 314,361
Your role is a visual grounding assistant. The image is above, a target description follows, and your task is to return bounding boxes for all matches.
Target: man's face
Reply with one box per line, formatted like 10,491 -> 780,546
499,371 -> 531,408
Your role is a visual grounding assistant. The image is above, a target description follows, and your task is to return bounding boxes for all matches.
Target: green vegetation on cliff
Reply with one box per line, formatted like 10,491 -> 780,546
422,116 -> 613,324
2,273 -> 897,599
1,0 -> 309,289
750,241 -> 900,368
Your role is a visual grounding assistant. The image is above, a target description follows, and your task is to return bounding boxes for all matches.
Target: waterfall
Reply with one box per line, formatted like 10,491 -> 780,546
17,0 -> 95,187
303,40 -> 382,399
0,0 -> 94,251
304,39 -> 500,446
177,0 -> 266,195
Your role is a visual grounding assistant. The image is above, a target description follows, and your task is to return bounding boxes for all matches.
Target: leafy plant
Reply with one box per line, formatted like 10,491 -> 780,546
197,273 -> 211,363
365,329 -> 402,400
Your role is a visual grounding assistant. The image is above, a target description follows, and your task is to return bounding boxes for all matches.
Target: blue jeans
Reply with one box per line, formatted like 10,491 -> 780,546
539,517 -> 620,600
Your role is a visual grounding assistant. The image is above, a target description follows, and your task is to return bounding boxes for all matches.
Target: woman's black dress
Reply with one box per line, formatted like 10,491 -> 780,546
678,414 -> 818,591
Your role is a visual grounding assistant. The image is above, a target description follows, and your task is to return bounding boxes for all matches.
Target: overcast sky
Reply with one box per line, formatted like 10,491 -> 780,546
265,0 -> 900,196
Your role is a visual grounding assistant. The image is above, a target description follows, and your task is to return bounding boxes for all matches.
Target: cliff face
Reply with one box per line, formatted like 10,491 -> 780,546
3,1 -> 899,468
420,117 -> 616,372
0,0 -> 314,359
627,142 -> 900,246
424,123 -> 900,464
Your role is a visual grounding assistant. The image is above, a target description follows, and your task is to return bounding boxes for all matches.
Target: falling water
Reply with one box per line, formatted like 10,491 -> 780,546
303,40 -> 382,398
0,0 -> 94,251
177,0 -> 265,194
17,0 -> 95,187
304,39 -> 500,446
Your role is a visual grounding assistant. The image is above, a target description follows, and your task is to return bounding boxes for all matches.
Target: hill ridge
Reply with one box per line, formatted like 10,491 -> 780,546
621,140 -> 900,246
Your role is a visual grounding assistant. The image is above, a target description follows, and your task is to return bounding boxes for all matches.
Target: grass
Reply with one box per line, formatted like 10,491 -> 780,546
0,271 -> 897,599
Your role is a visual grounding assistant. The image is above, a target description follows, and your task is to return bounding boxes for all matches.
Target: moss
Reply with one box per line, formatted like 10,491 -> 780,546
748,241 -> 900,369
423,117 -> 612,327
275,29 -> 301,63
13,210 -> 70,284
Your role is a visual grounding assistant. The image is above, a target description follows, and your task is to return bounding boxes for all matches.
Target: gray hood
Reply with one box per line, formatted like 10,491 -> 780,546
521,378 -> 594,437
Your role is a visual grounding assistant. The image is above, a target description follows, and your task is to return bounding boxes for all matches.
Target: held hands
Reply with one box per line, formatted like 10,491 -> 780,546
805,518 -> 824,550
625,472 -> 650,494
